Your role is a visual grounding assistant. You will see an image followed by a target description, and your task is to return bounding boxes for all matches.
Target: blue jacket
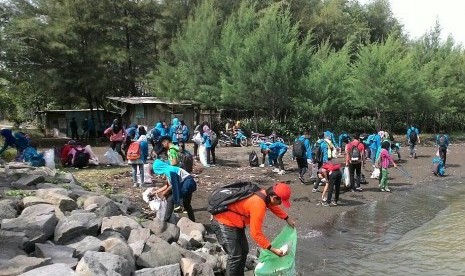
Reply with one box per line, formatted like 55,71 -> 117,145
432,157 -> 445,176
338,133 -> 350,148
182,125 -> 189,142
1,129 -> 16,147
153,160 -> 196,205
269,141 -> 287,157
140,140 -> 149,163
202,132 -> 212,148
316,139 -> 329,163
406,127 -> 419,141
170,118 -> 181,143
324,131 -> 337,147
369,134 -> 381,151
436,134 -> 449,148
295,136 -> 312,159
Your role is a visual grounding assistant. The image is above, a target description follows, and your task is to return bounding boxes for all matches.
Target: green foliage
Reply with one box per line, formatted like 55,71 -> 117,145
4,190 -> 33,198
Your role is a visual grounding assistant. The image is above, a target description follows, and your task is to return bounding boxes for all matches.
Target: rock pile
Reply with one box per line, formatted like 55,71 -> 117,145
0,162 -> 258,275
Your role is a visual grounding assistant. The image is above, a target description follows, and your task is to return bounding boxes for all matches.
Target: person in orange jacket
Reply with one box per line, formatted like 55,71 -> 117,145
212,182 -> 296,276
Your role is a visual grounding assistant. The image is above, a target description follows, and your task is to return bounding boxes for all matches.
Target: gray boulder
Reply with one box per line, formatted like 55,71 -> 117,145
148,219 -> 180,243
98,230 -> 127,242
0,230 -> 27,266
35,188 -> 78,212
135,264 -> 181,276
127,228 -> 150,244
22,196 -> 50,208
83,195 -> 120,217
180,258 -> 215,276
0,199 -> 19,221
18,263 -> 76,276
129,241 -> 145,260
75,251 -> 133,276
190,230 -> 204,243
0,255 -> 52,276
171,243 -> 206,263
177,217 -> 206,236
35,243 -> 78,268
36,183 -> 58,189
101,215 -> 141,239
65,236 -> 104,258
11,174 -> 44,188
137,235 -> 182,268
1,204 -> 57,249
102,238 -> 135,272
54,212 -> 101,244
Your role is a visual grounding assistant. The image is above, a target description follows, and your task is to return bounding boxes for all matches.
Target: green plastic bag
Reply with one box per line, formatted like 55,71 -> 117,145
254,225 -> 297,276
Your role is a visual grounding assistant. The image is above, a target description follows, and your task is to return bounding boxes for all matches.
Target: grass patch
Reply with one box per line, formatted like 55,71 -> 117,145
4,190 -> 33,198
65,165 -> 129,194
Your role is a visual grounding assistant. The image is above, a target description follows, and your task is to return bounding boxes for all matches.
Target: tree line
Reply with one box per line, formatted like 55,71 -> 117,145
1,0 -> 464,134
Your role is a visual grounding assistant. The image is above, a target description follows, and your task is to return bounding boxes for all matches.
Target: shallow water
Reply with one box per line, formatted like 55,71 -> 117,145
296,179 -> 465,275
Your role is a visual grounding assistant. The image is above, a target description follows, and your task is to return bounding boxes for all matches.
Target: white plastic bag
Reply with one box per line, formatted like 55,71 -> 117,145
371,168 -> 380,179
192,132 -> 204,145
44,149 -> 55,169
104,148 -> 123,166
343,166 -> 350,188
199,144 -> 208,167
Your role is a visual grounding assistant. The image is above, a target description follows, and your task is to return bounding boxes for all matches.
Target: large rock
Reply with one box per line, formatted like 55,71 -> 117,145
11,174 -> 44,188
127,228 -> 151,244
54,212 -> 101,244
137,235 -> 182,268
148,219 -> 180,243
83,196 -> 120,217
98,230 -> 127,242
18,263 -> 76,276
180,258 -> 215,276
35,243 -> 78,268
0,230 -> 27,265
0,199 -> 19,221
101,215 -> 141,239
102,238 -> 135,272
0,255 -> 52,276
195,251 -> 224,273
129,241 -> 145,260
171,243 -> 206,263
35,188 -> 78,212
22,196 -> 50,208
1,204 -> 57,249
75,251 -> 133,276
177,217 -> 206,237
135,264 -> 181,276
65,236 -> 104,258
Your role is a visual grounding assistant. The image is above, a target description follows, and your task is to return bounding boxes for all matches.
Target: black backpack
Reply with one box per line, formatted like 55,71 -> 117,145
349,142 -> 361,164
249,151 -> 259,167
73,148 -> 90,168
409,131 -> 418,143
181,152 -> 194,173
312,142 -> 323,163
207,182 -> 264,215
292,139 -> 306,158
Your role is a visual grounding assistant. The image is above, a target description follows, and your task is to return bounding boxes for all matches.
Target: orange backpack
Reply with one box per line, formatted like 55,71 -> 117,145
126,142 -> 141,160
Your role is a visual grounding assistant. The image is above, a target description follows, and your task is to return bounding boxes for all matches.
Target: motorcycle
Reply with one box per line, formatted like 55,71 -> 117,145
218,130 -> 248,147
251,132 -> 284,147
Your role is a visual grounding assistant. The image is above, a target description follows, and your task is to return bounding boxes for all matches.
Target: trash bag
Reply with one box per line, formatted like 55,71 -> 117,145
44,149 -> 55,169
371,168 -> 380,179
156,199 -> 167,221
192,132 -> 204,145
255,225 -> 297,276
343,166 -> 350,188
143,164 -> 152,184
199,145 -> 208,167
104,148 -> 123,166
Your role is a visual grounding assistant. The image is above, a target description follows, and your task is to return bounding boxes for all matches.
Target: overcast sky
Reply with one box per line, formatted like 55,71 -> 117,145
358,0 -> 465,45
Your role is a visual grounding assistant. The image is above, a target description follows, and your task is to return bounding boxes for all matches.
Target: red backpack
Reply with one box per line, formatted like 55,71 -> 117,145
126,142 -> 141,160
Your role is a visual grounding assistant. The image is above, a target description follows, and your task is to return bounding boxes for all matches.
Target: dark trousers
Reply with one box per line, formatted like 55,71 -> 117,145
439,146 -> 447,166
71,129 -> 78,140
296,158 -> 308,177
349,162 -> 362,189
326,170 -> 342,203
212,220 -> 248,276
206,147 -> 216,164
275,154 -> 284,170
182,192 -> 195,222
313,162 -> 323,189
110,141 -> 125,161
193,143 -> 199,157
